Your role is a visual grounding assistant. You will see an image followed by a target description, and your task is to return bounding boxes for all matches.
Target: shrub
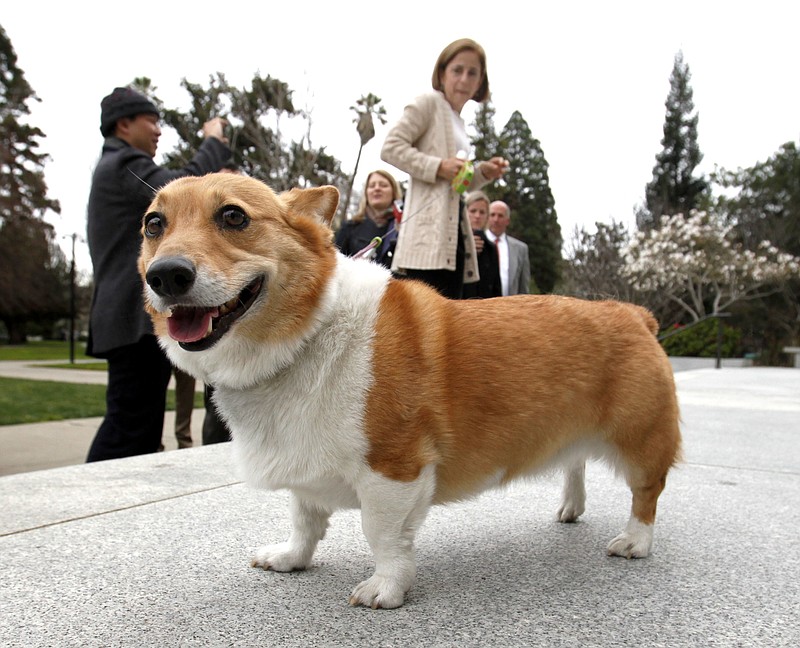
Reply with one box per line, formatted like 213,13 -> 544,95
660,318 -> 742,358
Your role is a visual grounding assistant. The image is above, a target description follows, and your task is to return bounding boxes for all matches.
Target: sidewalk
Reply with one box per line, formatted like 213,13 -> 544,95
1,367 -> 799,646
0,360 -> 206,475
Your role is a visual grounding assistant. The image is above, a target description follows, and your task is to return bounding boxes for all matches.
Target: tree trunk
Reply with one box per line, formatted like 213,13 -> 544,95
4,319 -> 28,344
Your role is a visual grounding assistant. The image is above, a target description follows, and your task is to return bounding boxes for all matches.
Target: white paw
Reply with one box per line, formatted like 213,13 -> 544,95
348,575 -> 407,609
556,500 -> 585,523
607,519 -> 653,558
250,542 -> 309,572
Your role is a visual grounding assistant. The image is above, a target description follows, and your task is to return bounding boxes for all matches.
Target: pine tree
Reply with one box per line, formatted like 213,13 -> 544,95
715,141 -> 800,255
713,140 -> 800,361
497,111 -> 562,293
640,51 -> 708,230
471,101 -> 500,174
155,73 -> 347,195
0,24 -> 67,343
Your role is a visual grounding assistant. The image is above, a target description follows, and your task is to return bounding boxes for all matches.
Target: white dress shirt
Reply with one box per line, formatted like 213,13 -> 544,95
489,231 -> 509,296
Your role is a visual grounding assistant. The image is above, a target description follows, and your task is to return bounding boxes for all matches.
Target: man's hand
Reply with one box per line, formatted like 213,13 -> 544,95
202,117 -> 229,144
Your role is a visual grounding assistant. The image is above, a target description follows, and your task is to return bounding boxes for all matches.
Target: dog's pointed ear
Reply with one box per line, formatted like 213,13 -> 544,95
282,186 -> 339,226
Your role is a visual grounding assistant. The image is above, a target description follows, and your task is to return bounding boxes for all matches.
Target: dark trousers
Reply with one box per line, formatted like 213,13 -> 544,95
173,367 -> 195,448
203,385 -> 231,445
404,207 -> 467,299
86,336 -> 173,462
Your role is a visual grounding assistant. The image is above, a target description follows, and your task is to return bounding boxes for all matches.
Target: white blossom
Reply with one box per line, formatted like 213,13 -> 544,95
621,210 -> 800,320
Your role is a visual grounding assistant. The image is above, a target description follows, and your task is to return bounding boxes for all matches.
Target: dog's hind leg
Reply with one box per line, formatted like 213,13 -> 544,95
606,474 -> 665,558
251,493 -> 331,572
607,419 -> 680,559
556,459 -> 586,523
349,465 -> 436,609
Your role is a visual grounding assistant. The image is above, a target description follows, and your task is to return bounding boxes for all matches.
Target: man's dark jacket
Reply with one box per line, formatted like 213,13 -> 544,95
86,136 -> 231,357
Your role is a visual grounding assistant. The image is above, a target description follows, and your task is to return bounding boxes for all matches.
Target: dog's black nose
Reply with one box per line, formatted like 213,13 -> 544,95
146,256 -> 197,298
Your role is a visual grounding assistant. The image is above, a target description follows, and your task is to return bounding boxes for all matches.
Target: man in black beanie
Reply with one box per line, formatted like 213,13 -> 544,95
85,86 -> 232,462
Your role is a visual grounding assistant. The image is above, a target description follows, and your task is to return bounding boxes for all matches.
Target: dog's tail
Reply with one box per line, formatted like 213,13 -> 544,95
630,304 -> 659,336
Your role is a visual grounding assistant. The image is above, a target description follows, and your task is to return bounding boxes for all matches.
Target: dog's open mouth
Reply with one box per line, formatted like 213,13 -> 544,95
167,276 -> 264,352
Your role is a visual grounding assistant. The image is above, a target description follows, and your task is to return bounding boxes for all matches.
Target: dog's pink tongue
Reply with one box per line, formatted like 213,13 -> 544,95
167,307 -> 217,343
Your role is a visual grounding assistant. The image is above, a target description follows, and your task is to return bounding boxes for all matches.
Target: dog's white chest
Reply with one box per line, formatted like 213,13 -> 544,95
216,349 -> 371,500
212,258 -> 390,507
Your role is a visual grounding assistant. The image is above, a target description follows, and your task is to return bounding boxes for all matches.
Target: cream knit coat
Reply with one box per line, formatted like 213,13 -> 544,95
381,91 -> 493,281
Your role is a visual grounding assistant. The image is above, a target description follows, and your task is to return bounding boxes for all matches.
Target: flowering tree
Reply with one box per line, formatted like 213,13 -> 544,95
623,210 -> 800,321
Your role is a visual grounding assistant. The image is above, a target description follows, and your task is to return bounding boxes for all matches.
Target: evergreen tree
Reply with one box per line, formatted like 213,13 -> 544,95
715,141 -> 800,255
471,101 -> 500,175
497,110 -> 562,293
139,75 -> 230,171
639,51 -> 708,230
155,73 -> 347,194
0,24 -> 68,343
713,140 -> 800,361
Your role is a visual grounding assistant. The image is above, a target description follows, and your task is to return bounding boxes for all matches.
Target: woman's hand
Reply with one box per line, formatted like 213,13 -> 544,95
437,157 -> 468,181
480,157 -> 509,180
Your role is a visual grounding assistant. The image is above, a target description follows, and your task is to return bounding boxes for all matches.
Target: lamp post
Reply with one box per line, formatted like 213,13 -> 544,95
61,233 -> 81,364
68,233 -> 76,364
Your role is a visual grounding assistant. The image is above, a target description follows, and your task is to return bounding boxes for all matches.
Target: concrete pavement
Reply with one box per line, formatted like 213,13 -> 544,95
0,360 -> 206,476
0,359 -> 110,385
1,365 -> 799,646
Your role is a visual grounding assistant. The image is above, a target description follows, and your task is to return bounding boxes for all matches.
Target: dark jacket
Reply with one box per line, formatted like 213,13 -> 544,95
86,136 -> 231,357
462,230 -> 502,299
335,215 -> 397,268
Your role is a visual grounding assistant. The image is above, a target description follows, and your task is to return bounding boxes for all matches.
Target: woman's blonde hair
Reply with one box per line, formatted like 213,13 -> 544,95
350,170 -> 402,224
465,190 -> 490,208
431,38 -> 490,103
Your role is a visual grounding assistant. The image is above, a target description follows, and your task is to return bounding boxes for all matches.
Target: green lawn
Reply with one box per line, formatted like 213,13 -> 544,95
0,377 -> 203,425
0,339 -> 94,362
0,340 -> 202,425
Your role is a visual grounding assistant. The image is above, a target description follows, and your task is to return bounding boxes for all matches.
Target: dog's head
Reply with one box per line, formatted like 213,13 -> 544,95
138,173 -> 339,386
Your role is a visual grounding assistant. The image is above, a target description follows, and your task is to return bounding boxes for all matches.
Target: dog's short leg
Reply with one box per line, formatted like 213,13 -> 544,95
607,473 -> 667,559
349,465 -> 436,609
556,459 -> 586,523
251,493 -> 330,572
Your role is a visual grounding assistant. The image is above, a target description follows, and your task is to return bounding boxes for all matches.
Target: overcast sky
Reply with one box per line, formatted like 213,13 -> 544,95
4,0 -> 799,275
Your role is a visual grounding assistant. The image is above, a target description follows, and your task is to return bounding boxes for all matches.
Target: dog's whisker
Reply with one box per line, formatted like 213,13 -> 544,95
127,167 -> 157,193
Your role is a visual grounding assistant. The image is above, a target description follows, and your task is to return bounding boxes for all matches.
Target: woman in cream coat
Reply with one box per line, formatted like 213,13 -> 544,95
381,38 -> 508,298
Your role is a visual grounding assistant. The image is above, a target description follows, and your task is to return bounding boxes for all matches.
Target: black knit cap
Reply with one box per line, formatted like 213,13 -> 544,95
99,87 -> 159,137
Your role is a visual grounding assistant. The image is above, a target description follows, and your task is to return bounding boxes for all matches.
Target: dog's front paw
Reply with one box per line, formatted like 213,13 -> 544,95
556,500 -> 585,523
348,575 -> 406,610
251,542 -> 310,572
607,519 -> 653,559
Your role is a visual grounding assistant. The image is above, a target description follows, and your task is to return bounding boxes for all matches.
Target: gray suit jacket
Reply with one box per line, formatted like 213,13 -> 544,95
506,235 -> 531,295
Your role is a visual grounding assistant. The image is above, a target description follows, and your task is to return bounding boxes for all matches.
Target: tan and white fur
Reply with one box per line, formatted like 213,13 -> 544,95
139,174 -> 681,609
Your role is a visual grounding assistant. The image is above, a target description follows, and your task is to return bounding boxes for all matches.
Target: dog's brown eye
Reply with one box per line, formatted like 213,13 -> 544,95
217,206 -> 249,231
144,213 -> 165,238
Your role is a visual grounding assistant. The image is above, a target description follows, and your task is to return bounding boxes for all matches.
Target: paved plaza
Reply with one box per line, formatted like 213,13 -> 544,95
0,364 -> 798,646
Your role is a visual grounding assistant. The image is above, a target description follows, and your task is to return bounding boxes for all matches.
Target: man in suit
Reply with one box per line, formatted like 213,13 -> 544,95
85,86 -> 231,462
487,201 -> 531,296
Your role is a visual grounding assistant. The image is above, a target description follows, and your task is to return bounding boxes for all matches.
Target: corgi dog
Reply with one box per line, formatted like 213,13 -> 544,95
139,174 -> 681,609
